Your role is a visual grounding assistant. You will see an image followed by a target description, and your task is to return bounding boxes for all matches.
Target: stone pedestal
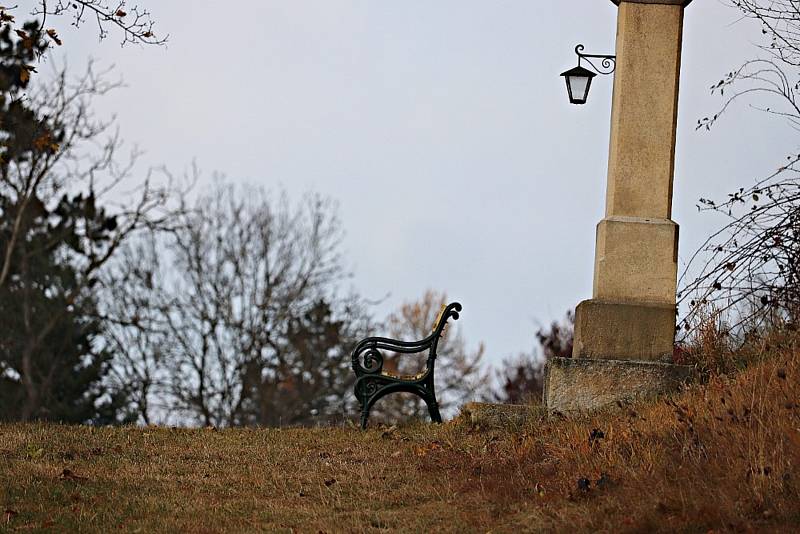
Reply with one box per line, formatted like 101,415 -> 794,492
544,0 -> 695,413
544,358 -> 693,414
573,300 -> 676,361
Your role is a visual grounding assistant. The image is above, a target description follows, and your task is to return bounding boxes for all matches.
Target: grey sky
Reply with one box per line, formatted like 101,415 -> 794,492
38,1 -> 792,365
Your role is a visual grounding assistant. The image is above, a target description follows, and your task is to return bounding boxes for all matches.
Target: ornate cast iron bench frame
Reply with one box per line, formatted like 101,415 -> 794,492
351,302 -> 462,429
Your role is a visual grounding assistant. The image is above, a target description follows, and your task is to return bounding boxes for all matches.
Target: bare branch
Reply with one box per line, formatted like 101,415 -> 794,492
31,0 -> 167,46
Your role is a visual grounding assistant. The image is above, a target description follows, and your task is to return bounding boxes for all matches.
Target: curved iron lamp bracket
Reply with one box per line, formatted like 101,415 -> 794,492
574,44 -> 616,75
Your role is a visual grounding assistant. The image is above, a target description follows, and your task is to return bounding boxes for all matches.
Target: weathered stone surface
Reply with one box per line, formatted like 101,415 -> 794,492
546,0 -> 694,416
573,299 -> 676,361
605,1 -> 684,220
458,402 -> 546,429
593,216 -> 679,305
543,357 -> 693,414
574,0 -> 685,365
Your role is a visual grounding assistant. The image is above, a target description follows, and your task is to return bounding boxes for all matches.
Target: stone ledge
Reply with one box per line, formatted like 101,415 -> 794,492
458,402 -> 546,430
544,357 -> 693,414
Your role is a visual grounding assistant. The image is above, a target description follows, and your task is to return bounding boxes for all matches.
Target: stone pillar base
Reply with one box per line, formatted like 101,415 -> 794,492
543,357 -> 693,414
592,217 -> 679,304
573,299 -> 676,361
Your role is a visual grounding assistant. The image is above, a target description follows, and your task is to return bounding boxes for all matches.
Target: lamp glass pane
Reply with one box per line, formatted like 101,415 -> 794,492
567,74 -> 590,103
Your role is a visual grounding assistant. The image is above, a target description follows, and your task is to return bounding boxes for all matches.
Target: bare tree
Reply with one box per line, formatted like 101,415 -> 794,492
104,181 -> 371,427
31,1 -> 166,46
0,2 -> 165,422
494,310 -> 574,405
726,1 -> 800,66
679,1 -> 800,335
368,290 -> 488,422
99,235 -> 174,424
1,62 -> 177,288
0,56 -> 180,421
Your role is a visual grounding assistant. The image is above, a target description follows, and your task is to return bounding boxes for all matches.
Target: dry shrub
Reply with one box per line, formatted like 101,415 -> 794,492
675,307 -> 739,377
676,304 -> 795,379
506,328 -> 800,530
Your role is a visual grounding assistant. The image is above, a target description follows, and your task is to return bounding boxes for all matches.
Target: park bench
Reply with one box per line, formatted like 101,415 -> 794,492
351,302 -> 462,429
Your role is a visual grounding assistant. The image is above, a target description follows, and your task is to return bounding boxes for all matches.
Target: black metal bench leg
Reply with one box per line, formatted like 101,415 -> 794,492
426,399 -> 442,424
360,405 -> 370,429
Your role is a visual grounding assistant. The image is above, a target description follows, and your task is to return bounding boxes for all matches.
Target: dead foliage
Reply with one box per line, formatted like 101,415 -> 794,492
0,332 -> 798,532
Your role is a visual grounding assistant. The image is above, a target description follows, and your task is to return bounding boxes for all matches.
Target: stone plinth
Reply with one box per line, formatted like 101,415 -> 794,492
543,357 -> 693,414
593,217 -> 678,305
573,300 -> 676,361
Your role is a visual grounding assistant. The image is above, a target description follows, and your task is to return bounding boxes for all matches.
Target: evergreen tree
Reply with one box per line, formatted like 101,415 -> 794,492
0,15 -> 136,423
239,299 -> 365,427
0,192 -> 130,423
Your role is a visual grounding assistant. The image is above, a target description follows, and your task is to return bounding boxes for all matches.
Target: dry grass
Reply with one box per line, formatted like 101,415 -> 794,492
2,333 -> 799,533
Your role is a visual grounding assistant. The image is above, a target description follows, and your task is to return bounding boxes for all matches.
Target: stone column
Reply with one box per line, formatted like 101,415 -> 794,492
544,0 -> 695,413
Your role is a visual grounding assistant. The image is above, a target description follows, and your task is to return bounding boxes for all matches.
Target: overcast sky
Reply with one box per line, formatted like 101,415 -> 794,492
33,0 -> 794,366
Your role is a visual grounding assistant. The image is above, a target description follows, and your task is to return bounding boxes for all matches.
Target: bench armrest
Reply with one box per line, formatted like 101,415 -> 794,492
351,302 -> 461,375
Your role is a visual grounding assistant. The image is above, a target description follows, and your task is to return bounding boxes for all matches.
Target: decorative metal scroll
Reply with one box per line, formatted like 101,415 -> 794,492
574,44 -> 616,75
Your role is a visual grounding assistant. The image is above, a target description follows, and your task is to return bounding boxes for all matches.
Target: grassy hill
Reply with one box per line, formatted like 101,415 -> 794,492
1,332 -> 798,533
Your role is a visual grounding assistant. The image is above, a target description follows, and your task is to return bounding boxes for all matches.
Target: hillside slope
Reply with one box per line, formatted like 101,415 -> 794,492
1,334 -> 798,532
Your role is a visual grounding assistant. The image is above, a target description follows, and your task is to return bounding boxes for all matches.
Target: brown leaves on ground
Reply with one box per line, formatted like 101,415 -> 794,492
0,331 -> 798,532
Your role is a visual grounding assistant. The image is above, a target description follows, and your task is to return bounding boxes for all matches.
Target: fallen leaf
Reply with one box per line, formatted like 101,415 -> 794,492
324,478 -> 336,487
